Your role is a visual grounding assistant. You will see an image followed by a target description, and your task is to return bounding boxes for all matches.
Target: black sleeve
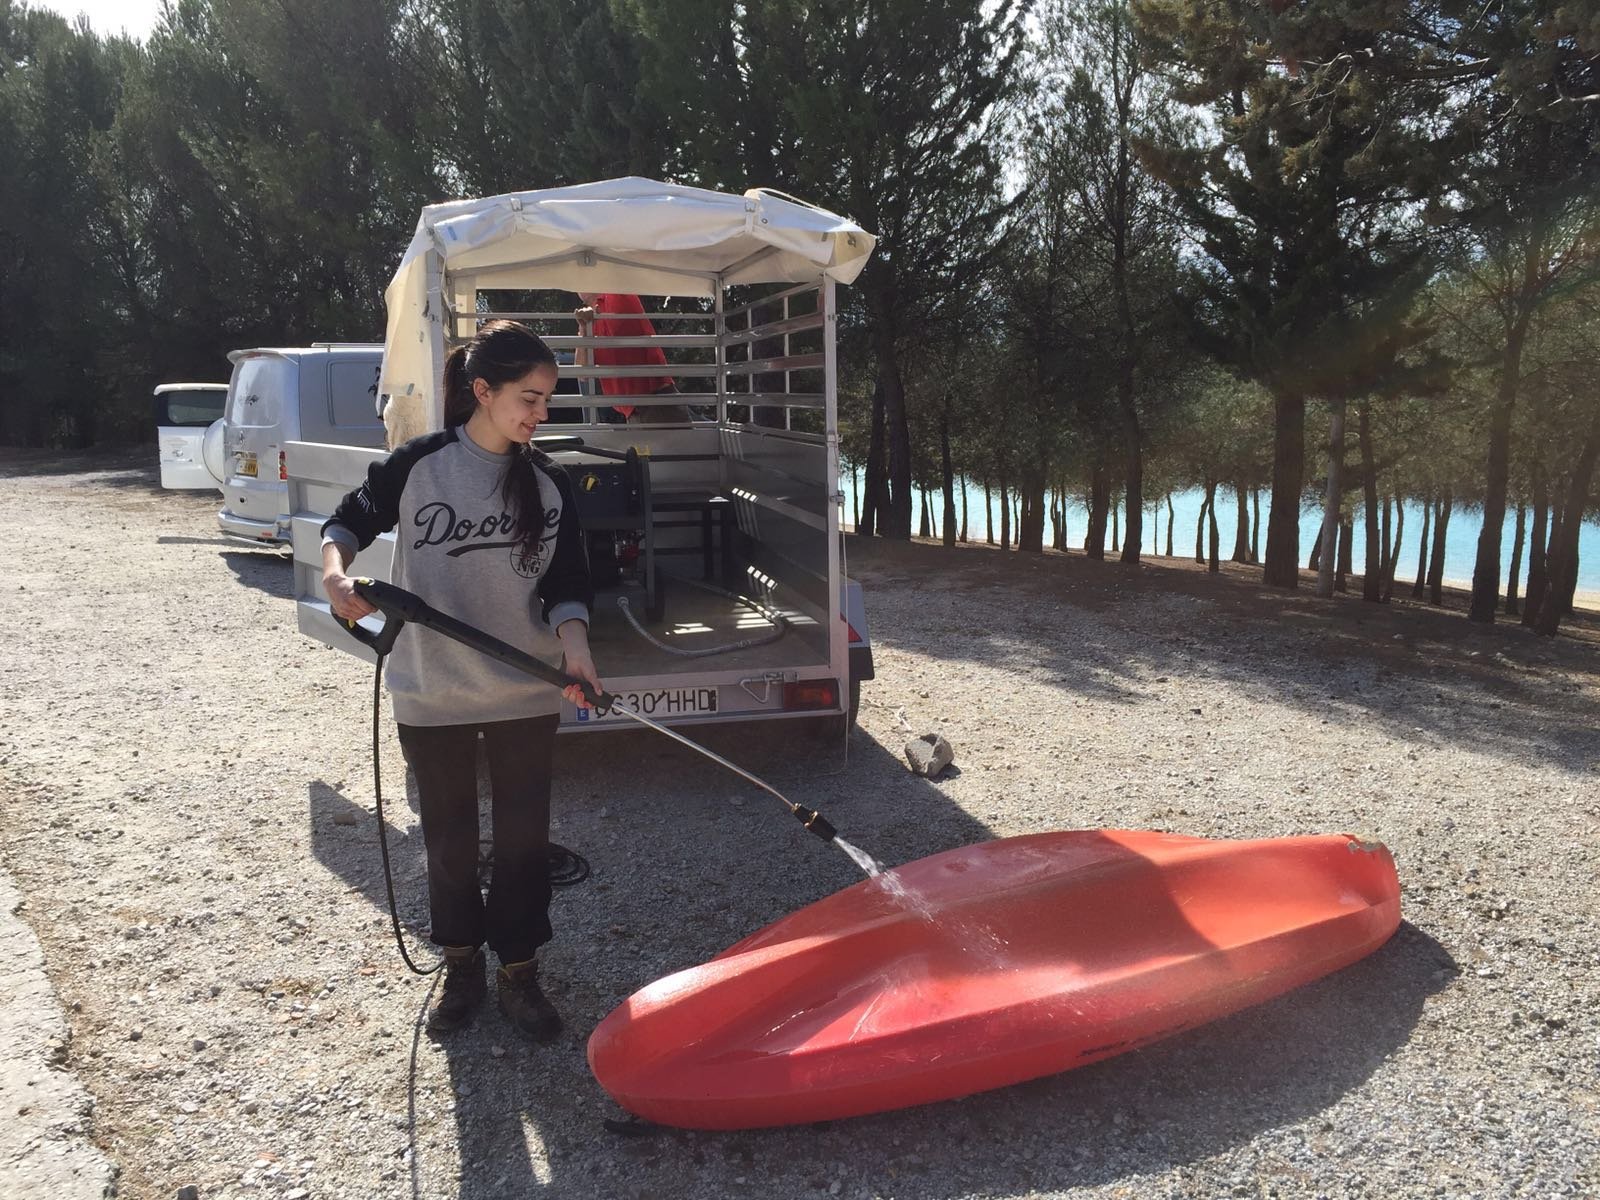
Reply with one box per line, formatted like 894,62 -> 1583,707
321,431 -> 453,551
537,465 -> 596,622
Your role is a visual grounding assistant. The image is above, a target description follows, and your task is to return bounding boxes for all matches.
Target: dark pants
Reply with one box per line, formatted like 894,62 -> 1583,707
396,714 -> 558,964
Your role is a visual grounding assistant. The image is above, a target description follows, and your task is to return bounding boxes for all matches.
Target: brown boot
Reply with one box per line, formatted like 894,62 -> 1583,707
426,946 -> 486,1034
497,957 -> 562,1043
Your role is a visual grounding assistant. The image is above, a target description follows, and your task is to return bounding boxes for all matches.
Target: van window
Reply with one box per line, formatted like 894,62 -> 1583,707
330,360 -> 383,428
155,390 -> 226,427
229,357 -> 292,428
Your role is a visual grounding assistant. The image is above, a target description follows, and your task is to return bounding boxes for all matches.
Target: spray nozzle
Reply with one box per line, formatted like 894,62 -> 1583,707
792,805 -> 837,844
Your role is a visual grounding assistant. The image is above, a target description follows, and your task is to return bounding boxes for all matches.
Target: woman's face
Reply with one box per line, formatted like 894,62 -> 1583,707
474,363 -> 559,446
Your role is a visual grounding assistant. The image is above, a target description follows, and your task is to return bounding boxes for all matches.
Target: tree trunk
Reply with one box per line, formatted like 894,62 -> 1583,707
919,487 -> 932,538
1412,500 -> 1431,598
1336,516 -> 1353,593
1536,420 -> 1600,635
1382,498 -> 1404,603
1121,420 -> 1143,564
1308,535 -> 1321,573
1263,389 -> 1306,588
1018,473 -> 1048,553
1195,495 -> 1208,563
1505,504 -> 1525,615
1232,483 -> 1250,562
940,415 -> 957,548
1374,494 -> 1391,603
869,312 -> 914,539
999,472 -> 1010,551
851,465 -> 860,530
984,481 -> 994,546
1251,489 -> 1261,563
1427,493 -> 1452,606
1470,318 -> 1531,623
960,473 -> 969,543
1316,397 -> 1346,599
1207,480 -> 1220,572
1522,480 -> 1549,627
1166,494 -> 1175,558
1359,403 -> 1381,602
1086,467 -> 1109,559
1539,502 -> 1565,617
861,378 -> 887,538
1110,493 -> 1119,554
1379,495 -> 1391,580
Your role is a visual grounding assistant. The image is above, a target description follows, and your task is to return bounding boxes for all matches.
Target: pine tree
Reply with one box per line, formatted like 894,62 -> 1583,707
1034,0 -> 1193,565
1136,0 -> 1453,588
621,0 -> 1026,540
1438,2 -> 1600,623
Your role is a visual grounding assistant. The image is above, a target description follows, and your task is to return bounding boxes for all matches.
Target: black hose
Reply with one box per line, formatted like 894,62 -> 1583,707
368,654 -> 589,977
371,655 -> 441,977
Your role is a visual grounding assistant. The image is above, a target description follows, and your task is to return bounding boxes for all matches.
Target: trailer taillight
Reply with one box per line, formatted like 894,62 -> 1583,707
783,679 -> 839,711
278,451 -> 288,482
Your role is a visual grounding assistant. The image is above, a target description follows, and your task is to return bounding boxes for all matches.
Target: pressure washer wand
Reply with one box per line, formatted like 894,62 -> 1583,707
346,578 -> 837,845
600,699 -> 837,843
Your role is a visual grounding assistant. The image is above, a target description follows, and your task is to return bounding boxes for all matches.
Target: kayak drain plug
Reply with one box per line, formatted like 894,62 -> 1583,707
793,805 -> 837,843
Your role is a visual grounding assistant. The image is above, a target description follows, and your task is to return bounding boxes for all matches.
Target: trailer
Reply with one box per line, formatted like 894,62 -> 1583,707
288,177 -> 877,736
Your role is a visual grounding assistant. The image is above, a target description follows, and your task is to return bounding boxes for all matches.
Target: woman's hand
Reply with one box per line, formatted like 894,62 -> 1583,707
324,570 -> 377,624
557,620 -> 603,709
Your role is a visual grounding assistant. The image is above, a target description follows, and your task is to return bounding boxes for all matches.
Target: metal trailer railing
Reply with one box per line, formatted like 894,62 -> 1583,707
403,277 -> 851,727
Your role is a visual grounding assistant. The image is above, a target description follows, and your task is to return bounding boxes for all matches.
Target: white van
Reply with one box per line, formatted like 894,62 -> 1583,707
218,344 -> 387,544
153,383 -> 228,490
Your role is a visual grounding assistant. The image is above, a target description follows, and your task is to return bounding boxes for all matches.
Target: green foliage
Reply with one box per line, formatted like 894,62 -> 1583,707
0,0 -> 1595,606
1135,0 -> 1449,401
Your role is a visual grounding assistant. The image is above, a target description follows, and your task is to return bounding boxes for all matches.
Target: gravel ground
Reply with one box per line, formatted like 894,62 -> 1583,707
0,449 -> 1596,1200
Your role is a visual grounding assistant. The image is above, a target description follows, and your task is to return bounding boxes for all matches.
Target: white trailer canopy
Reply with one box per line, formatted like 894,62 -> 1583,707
379,177 -> 875,412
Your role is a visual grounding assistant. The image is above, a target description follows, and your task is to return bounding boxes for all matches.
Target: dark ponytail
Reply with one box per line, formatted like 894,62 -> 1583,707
443,320 -> 560,569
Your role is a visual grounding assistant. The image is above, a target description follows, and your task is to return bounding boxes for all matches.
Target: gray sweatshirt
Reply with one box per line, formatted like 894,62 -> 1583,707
322,426 -> 593,726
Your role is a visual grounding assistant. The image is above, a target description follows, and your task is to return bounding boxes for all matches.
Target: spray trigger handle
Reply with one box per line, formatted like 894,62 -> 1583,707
576,681 -> 618,716
341,578 -> 406,656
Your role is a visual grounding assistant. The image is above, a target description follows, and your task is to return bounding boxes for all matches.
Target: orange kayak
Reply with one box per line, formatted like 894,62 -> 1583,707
587,830 -> 1401,1129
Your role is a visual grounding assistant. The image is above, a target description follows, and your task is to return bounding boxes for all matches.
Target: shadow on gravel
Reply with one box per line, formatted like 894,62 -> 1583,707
222,549 -> 294,598
0,447 -> 152,481
604,919 -> 1452,1200
303,718 -> 1449,1199
308,722 -> 1000,1198
851,536 -> 1600,776
308,780 -> 430,930
786,918 -> 1454,1199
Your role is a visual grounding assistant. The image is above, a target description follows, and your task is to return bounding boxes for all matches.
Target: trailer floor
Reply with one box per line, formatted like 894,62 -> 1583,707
584,575 -> 829,678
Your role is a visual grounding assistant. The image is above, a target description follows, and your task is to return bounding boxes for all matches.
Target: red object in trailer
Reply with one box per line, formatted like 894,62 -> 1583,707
586,830 -> 1402,1130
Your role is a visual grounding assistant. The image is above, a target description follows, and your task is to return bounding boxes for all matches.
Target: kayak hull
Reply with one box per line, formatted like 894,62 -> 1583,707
587,830 -> 1401,1129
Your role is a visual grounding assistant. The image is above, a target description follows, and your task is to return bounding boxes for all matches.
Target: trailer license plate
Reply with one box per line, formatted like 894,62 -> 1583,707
576,686 -> 718,723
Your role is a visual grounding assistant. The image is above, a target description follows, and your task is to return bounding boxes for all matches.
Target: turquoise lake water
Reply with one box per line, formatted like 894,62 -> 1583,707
841,478 -> 1600,597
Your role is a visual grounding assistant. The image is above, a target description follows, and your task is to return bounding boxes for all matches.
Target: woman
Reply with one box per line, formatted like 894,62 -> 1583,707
321,320 -> 601,1042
